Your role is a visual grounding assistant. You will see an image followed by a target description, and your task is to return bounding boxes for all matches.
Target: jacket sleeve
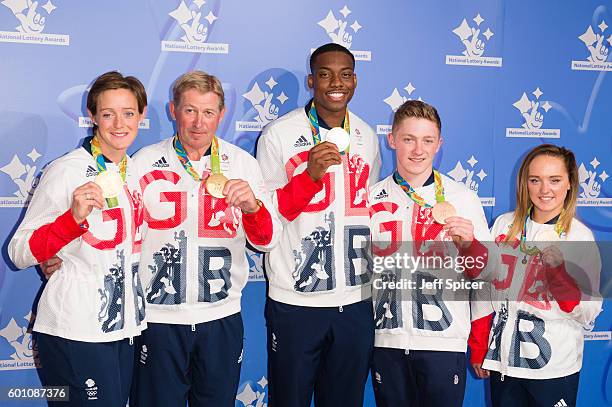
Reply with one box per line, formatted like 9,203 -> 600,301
256,125 -> 323,223
8,164 -> 86,268
369,134 -> 382,186
242,155 -> 282,252
554,235 -> 603,328
468,282 -> 494,364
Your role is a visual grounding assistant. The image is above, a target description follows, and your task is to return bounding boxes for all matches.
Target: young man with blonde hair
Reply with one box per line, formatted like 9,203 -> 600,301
369,100 -> 493,407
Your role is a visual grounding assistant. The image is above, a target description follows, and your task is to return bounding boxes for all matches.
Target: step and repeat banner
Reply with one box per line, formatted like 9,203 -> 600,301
0,0 -> 610,405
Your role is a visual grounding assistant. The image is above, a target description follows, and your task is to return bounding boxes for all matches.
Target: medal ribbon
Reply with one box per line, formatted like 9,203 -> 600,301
519,207 -> 564,259
392,169 -> 445,208
91,135 -> 126,208
307,102 -> 351,154
173,134 -> 221,181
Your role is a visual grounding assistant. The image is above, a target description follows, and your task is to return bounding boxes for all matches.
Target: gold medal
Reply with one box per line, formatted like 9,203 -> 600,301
94,171 -> 123,199
431,201 -> 456,224
205,173 -> 228,198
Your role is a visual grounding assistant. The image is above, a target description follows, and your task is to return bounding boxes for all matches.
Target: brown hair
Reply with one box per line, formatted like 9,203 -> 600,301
392,100 -> 442,133
87,71 -> 147,131
172,71 -> 224,110
504,144 -> 579,242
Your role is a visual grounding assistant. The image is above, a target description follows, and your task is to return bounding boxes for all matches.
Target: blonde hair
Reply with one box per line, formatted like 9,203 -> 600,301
504,144 -> 579,243
172,71 -> 224,110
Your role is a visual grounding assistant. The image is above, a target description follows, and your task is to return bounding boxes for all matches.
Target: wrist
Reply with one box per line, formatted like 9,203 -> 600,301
306,168 -> 321,182
71,212 -> 86,225
243,199 -> 263,214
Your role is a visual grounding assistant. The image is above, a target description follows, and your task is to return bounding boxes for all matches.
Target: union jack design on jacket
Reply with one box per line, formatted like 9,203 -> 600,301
9,139 -> 146,342
369,173 -> 495,352
133,136 -> 281,325
469,212 -> 602,379
256,105 -> 381,307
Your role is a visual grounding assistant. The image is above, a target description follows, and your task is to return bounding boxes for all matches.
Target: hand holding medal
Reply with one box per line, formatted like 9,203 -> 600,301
534,228 -> 563,267
70,181 -> 104,224
518,212 -> 564,265
393,169 -> 473,247
306,142 -> 342,181
443,215 -> 476,249
305,102 -> 348,181
90,135 -> 127,208
222,179 -> 261,213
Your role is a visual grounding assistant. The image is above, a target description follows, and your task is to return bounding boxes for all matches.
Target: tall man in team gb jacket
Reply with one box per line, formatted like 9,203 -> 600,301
257,43 -> 381,407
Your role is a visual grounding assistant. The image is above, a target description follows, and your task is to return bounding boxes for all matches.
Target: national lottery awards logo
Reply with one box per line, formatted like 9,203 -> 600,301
505,87 -> 560,139
0,312 -> 39,371
446,155 -> 495,207
162,0 -> 228,54
236,376 -> 267,407
571,18 -> 612,72
236,76 -> 291,132
377,82 -> 422,135
246,248 -> 265,281
577,157 -> 611,207
0,147 -> 41,207
0,0 -> 68,45
316,4 -> 371,61
445,13 -> 502,68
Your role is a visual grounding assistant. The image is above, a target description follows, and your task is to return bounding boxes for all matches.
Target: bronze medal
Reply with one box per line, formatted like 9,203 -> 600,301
431,201 -> 456,224
205,173 -> 228,198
